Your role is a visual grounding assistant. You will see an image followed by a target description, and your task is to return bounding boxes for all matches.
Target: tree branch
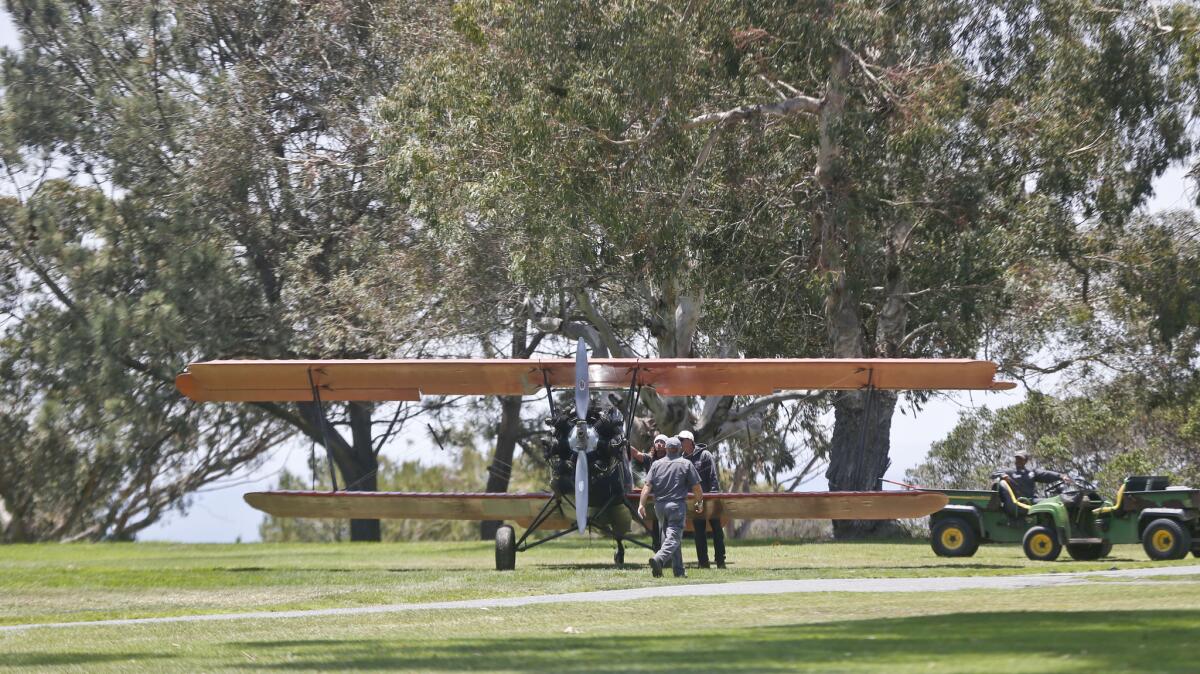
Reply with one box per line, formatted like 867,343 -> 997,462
684,94 -> 823,129
574,289 -> 633,358
726,391 -> 826,425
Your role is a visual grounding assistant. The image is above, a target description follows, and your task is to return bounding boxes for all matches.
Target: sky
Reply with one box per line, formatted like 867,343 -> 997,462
0,12 -> 1195,542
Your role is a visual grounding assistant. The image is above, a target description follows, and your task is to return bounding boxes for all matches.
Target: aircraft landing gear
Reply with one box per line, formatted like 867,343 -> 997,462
614,539 -> 625,566
495,525 -> 516,571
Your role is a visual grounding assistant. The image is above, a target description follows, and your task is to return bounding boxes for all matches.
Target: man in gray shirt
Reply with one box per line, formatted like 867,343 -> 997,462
638,436 -> 703,578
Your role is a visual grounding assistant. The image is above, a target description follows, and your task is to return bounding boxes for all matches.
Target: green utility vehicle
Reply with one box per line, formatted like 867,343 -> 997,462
927,475 -> 1200,562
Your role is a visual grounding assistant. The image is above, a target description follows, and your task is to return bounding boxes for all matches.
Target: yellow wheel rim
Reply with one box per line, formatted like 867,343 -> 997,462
940,527 -> 964,551
1152,529 -> 1175,553
1030,533 -> 1053,555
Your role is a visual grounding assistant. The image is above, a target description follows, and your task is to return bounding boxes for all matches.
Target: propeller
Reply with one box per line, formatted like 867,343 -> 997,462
573,338 -> 589,534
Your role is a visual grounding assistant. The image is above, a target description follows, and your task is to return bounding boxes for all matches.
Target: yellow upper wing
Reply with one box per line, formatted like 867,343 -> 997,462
178,358 -> 1014,402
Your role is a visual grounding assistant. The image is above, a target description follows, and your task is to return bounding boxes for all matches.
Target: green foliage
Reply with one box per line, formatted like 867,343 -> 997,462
907,386 -> 1200,495
379,0 -> 1200,501
0,183 -> 290,542
0,0 -> 452,540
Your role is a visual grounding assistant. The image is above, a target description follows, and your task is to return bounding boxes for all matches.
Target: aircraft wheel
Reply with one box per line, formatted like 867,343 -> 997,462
1142,518 -> 1191,561
1022,525 -> 1062,562
930,517 -> 979,557
495,525 -> 516,571
1066,542 -> 1108,561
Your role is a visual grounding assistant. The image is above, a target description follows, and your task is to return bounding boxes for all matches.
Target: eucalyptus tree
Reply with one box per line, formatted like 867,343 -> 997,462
0,0 -> 450,540
383,0 -> 1198,536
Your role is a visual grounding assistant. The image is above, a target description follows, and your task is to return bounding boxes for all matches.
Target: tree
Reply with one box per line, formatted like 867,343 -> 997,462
0,183 -> 289,541
382,0 -> 1199,536
0,0 -> 450,540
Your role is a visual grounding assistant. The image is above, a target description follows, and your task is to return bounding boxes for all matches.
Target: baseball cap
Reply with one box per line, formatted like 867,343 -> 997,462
1014,450 -> 1029,460
665,437 -> 682,451
653,434 -> 669,444
678,430 -> 695,442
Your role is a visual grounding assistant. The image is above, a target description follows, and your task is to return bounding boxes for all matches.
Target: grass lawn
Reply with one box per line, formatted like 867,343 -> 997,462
1,540 -> 1198,672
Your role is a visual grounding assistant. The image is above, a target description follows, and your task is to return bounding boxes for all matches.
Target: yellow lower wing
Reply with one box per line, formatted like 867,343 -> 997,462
245,490 -> 947,525
696,491 -> 948,520
244,491 -> 574,528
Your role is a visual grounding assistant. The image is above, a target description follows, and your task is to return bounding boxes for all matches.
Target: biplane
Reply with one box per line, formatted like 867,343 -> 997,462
176,340 -> 1015,570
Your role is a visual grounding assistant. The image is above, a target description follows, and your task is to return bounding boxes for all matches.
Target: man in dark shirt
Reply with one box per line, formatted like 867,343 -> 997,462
680,430 -> 725,569
996,450 -> 1071,516
630,434 -> 668,481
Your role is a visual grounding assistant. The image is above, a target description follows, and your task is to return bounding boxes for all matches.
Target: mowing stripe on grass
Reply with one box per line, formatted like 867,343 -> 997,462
3,564 -> 1197,633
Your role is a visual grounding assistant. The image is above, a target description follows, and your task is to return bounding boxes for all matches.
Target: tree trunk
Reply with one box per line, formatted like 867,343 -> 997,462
0,497 -> 26,543
825,389 -> 903,538
345,402 -> 382,542
481,394 -> 522,540
297,400 -> 382,542
347,470 -> 381,542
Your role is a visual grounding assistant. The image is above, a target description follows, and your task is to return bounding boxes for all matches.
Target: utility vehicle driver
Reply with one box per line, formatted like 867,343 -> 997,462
996,450 -> 1071,516
1000,450 -> 1071,499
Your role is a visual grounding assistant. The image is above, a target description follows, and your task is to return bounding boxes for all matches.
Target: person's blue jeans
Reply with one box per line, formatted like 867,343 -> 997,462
653,501 -> 686,576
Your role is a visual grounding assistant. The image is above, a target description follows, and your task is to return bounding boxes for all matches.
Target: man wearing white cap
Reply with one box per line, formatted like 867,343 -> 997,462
638,436 -> 703,577
630,434 -> 669,478
680,430 -> 725,568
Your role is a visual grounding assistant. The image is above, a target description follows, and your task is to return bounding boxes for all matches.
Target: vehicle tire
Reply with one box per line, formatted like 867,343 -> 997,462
1141,518 -> 1191,561
495,524 -> 516,571
930,517 -> 979,557
1066,542 -> 1108,561
1023,525 -> 1062,562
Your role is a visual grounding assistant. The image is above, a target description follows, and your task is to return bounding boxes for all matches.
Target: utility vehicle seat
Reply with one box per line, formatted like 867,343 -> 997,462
1124,476 -> 1169,491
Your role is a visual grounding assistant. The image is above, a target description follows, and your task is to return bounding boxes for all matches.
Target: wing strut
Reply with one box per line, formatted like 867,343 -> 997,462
542,368 -> 556,418
620,365 -> 641,492
622,365 -> 641,441
307,367 -> 340,492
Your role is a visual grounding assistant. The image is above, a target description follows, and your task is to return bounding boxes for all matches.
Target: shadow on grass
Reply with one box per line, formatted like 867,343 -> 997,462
532,563 -> 637,571
749,563 -> 1026,572
0,652 -> 173,667
230,610 -> 1199,673
726,539 -> 931,548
